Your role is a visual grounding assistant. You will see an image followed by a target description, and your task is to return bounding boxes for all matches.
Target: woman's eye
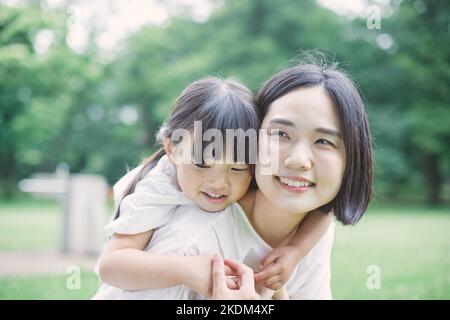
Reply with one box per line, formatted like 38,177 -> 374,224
316,139 -> 336,148
269,129 -> 289,138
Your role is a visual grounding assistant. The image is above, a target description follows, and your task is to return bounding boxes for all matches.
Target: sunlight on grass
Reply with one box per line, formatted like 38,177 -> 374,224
0,199 -> 60,251
0,270 -> 99,300
1,198 -> 449,299
0,197 -> 114,251
332,206 -> 450,299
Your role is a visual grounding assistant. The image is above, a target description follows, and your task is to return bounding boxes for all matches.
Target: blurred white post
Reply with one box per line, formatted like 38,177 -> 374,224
66,174 -> 107,255
18,164 -> 108,256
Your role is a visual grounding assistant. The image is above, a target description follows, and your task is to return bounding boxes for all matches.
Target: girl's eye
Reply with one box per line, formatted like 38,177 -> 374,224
316,139 -> 336,148
231,167 -> 249,172
194,164 -> 210,169
269,129 -> 289,139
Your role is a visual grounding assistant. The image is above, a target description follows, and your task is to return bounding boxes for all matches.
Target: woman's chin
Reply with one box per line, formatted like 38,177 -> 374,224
277,198 -> 321,215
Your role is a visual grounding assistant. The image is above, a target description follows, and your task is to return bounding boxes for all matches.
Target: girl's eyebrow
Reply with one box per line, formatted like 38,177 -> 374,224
315,127 -> 343,139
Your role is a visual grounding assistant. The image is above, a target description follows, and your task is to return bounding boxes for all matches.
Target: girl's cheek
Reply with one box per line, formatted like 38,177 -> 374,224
243,174 -> 253,191
233,174 -> 250,192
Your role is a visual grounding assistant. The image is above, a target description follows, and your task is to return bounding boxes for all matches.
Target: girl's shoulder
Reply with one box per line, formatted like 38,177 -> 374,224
112,165 -> 142,206
113,155 -> 180,205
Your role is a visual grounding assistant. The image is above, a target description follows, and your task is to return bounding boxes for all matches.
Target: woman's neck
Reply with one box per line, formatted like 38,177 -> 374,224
239,189 -> 308,248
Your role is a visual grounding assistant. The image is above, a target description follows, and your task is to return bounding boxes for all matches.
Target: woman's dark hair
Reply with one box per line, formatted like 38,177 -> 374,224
256,62 -> 373,225
114,77 -> 260,219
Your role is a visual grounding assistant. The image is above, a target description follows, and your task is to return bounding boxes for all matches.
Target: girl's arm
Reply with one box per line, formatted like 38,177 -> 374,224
288,209 -> 333,258
255,210 -> 333,289
98,231 -> 213,294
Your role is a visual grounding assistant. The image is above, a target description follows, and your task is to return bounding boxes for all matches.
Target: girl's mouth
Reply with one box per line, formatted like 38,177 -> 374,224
275,176 -> 315,193
201,191 -> 228,204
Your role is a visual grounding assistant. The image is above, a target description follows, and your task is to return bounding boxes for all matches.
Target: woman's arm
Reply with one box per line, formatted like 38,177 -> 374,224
98,231 -> 213,294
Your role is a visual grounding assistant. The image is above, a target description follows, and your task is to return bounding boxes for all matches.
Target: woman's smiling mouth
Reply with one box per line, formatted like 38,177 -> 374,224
276,176 -> 315,193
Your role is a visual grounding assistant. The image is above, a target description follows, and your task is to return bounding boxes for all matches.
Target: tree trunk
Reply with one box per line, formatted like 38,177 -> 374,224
140,104 -> 156,147
0,145 -> 17,198
425,154 -> 442,205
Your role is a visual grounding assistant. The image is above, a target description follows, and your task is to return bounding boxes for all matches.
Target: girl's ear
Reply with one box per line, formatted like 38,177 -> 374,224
163,137 -> 176,164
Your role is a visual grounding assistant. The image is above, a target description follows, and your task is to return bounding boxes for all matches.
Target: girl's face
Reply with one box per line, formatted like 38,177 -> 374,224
255,86 -> 346,214
168,143 -> 252,212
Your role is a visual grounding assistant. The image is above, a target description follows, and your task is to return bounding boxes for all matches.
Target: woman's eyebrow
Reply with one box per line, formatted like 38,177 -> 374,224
315,127 -> 343,139
267,118 -> 295,127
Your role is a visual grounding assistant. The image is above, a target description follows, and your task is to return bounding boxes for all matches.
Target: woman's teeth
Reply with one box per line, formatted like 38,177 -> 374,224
279,177 -> 313,188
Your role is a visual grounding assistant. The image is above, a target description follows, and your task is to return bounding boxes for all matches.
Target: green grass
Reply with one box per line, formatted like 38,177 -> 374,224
332,206 -> 450,299
0,270 -> 99,300
0,197 -> 114,251
0,198 -> 449,299
0,198 -> 60,251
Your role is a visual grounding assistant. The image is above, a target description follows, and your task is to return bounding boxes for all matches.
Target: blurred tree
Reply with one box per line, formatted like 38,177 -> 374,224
393,0 -> 450,204
0,4 -> 66,196
1,0 -> 448,204
346,0 -> 450,204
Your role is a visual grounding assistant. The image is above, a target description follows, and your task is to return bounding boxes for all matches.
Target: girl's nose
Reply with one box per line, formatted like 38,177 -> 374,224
284,142 -> 313,171
207,168 -> 229,190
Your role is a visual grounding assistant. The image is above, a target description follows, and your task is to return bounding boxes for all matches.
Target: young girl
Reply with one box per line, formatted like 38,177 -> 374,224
93,76 -> 333,299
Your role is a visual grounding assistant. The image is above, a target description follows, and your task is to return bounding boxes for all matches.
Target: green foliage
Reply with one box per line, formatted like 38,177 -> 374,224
0,0 -> 449,203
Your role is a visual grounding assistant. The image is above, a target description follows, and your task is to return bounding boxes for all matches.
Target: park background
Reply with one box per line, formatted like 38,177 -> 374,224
0,0 -> 449,299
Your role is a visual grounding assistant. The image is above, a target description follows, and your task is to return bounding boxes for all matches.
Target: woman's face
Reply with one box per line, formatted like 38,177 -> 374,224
255,85 -> 346,214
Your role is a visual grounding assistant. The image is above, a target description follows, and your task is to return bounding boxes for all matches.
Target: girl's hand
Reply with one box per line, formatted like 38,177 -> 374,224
254,245 -> 300,290
211,254 -> 260,300
183,255 -> 238,297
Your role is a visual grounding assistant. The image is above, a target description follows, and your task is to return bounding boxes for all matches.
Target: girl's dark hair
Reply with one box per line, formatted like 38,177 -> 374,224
114,77 -> 260,219
256,62 -> 373,225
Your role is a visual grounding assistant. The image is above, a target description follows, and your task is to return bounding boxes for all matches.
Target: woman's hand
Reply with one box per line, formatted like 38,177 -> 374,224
183,255 -> 238,297
211,254 -> 260,300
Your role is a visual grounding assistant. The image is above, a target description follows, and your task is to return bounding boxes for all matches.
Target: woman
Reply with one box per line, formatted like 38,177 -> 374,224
94,61 -> 372,299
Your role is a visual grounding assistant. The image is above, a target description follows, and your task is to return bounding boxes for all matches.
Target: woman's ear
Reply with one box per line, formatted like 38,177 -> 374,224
163,137 -> 176,164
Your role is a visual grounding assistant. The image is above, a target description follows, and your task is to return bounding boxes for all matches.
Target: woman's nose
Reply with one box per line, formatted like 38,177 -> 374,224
284,142 -> 313,170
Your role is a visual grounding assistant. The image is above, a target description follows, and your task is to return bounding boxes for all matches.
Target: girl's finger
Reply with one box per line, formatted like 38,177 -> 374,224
254,264 -> 280,281
263,275 -> 284,289
224,264 -> 240,277
226,276 -> 238,289
224,259 -> 251,277
260,250 -> 283,267
224,258 -> 244,272
225,259 -> 255,289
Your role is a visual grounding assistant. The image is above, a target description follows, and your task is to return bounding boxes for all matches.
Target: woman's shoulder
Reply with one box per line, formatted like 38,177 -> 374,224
303,221 -> 336,263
